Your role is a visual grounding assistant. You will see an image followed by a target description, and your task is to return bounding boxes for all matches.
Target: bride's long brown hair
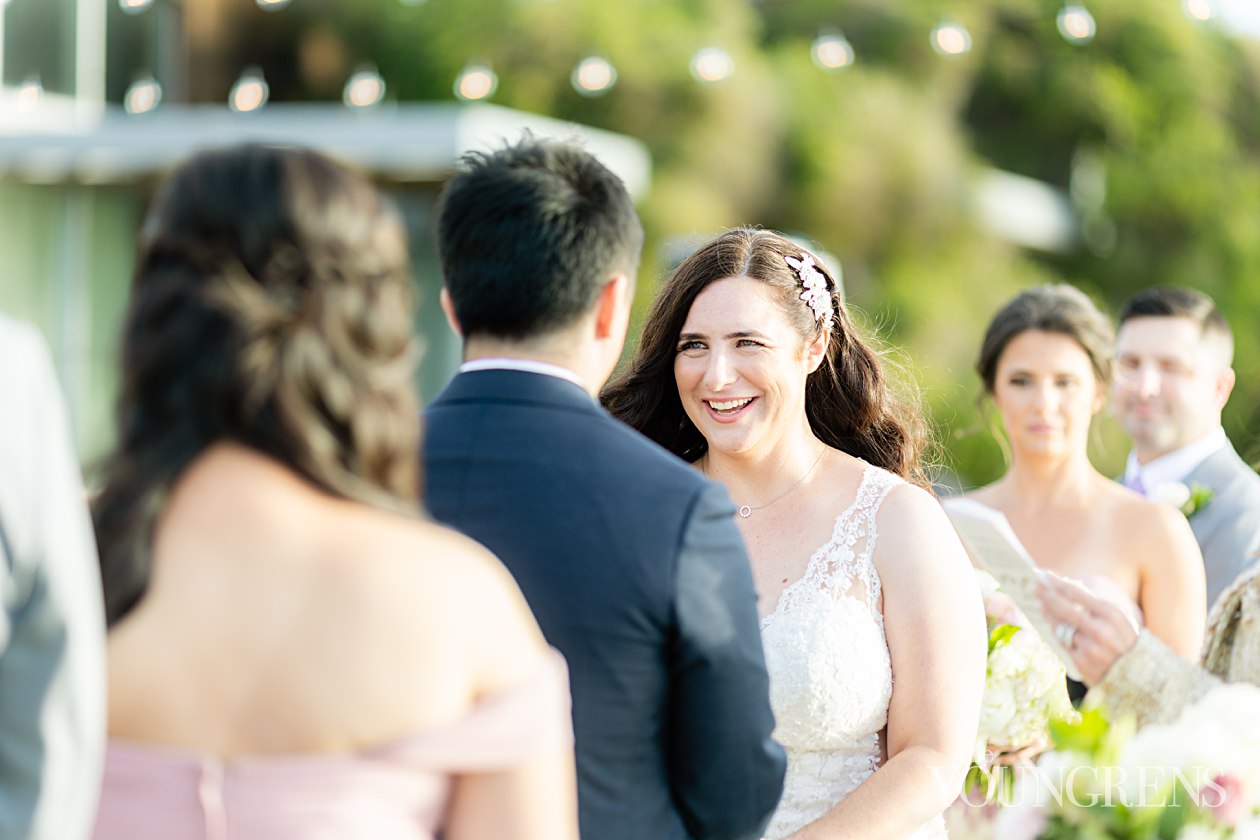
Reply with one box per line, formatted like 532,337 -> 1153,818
602,228 -> 928,486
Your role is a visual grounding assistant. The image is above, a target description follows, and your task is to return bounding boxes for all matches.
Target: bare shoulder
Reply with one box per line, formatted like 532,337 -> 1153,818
1096,481 -> 1201,571
338,508 -> 493,587
1103,481 -> 1193,542
869,481 -> 982,637
876,479 -> 948,524
871,480 -> 970,580
330,508 -> 547,665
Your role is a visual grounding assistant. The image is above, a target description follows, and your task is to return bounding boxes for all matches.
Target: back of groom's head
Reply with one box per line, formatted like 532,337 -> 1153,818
436,136 -> 643,341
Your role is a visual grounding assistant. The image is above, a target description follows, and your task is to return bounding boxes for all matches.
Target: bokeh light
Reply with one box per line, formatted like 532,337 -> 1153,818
571,56 -> 617,97
454,64 -> 498,101
1183,0 -> 1215,22
811,33 -> 855,71
16,74 -> 43,112
343,66 -> 386,109
229,68 -> 270,112
1057,5 -> 1097,44
690,47 -> 734,84
124,74 -> 163,115
930,21 -> 972,58
118,0 -> 154,15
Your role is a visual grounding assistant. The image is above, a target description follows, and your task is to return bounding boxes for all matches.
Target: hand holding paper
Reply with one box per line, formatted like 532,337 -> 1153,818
942,497 -> 1082,680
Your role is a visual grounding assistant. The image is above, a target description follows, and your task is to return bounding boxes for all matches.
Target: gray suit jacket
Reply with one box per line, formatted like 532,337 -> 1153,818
1185,442 -> 1260,607
0,316 -> 105,840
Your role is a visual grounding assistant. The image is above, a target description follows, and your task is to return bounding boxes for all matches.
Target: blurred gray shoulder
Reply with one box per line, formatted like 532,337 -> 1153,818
1193,444 -> 1260,507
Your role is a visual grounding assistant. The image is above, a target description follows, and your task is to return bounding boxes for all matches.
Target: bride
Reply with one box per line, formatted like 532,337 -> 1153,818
604,229 -> 984,838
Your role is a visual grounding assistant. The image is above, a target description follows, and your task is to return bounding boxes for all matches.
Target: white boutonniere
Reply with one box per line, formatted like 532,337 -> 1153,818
1151,480 -> 1214,518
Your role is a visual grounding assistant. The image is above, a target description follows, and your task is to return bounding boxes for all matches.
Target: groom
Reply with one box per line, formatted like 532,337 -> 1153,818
423,137 -> 785,840
1112,286 -> 1260,607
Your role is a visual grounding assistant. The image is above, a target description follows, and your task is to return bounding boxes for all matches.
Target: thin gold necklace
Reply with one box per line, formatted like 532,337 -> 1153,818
707,447 -> 828,519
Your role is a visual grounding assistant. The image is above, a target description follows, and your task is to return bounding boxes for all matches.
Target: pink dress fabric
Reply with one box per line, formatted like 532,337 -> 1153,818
92,653 -> 571,840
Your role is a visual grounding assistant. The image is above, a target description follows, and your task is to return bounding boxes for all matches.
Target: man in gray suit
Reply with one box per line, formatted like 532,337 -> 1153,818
0,315 -> 105,840
1113,287 -> 1260,607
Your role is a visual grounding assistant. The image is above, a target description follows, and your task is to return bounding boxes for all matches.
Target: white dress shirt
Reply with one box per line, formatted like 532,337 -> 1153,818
1123,426 -> 1229,495
458,357 -> 590,393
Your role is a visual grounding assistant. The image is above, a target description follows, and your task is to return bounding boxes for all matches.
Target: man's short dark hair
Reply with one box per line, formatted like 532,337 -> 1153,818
1118,286 -> 1233,354
436,136 -> 643,340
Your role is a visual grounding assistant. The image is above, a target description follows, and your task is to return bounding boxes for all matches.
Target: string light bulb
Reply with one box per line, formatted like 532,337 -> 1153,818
343,66 -> 386,109
811,32 -> 855,71
1182,0 -> 1214,22
16,74 -> 43,112
571,56 -> 617,97
689,47 -> 734,84
124,73 -> 163,115
454,64 -> 498,101
118,0 -> 154,14
229,67 -> 270,113
930,21 -> 972,58
1056,4 -> 1097,44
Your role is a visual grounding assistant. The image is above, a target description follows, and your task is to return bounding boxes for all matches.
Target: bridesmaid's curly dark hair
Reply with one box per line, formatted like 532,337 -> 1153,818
92,144 -> 419,626
602,228 -> 928,486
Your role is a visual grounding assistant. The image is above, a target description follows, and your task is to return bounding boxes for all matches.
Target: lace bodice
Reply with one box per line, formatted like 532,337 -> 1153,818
759,465 -> 946,840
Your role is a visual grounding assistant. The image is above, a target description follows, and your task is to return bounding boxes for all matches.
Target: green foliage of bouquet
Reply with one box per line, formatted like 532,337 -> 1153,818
1000,684 -> 1260,839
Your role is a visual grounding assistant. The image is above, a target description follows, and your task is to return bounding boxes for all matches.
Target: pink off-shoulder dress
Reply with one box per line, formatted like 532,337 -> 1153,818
92,654 -> 571,840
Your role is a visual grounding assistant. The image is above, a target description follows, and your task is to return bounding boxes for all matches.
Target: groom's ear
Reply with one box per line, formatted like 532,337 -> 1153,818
593,274 -> 631,341
1213,366 -> 1236,410
439,288 -> 463,338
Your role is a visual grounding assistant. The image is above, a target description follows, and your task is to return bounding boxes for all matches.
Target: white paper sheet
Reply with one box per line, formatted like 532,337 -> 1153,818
942,497 -> 1081,680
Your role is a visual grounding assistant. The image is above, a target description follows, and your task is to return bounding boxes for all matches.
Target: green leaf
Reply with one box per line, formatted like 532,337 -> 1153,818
988,622 -> 1021,654
1048,705 -> 1111,755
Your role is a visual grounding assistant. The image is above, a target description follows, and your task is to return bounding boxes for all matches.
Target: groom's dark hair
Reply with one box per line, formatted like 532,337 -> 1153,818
436,135 -> 643,340
1118,286 -> 1233,362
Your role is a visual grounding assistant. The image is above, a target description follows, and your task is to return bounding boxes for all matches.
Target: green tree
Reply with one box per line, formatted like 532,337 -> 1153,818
182,0 -> 1260,486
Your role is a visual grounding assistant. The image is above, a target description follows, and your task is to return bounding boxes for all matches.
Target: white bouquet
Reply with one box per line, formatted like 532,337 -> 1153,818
974,570 -> 1076,772
977,620 -> 1076,766
946,572 -> 1077,838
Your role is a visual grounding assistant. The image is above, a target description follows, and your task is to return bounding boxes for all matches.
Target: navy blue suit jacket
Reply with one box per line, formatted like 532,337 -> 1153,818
424,369 -> 785,840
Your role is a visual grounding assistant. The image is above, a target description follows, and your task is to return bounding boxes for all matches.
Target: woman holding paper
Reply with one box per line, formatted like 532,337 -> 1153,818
965,284 -> 1205,663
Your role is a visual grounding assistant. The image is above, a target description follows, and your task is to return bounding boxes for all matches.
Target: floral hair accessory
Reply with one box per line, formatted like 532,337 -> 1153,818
784,253 -> 834,325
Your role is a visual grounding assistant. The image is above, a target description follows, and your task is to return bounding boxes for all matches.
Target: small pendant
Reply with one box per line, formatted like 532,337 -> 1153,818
739,505 -> 752,518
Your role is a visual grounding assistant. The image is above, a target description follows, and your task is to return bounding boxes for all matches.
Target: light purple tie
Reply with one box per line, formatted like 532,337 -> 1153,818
1125,472 -> 1146,496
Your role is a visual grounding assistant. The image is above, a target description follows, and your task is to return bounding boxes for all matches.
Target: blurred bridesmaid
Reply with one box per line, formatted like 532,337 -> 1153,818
90,144 -> 577,840
964,284 -> 1205,668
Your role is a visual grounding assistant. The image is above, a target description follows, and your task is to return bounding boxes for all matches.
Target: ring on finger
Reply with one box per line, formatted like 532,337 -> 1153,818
1055,622 -> 1077,649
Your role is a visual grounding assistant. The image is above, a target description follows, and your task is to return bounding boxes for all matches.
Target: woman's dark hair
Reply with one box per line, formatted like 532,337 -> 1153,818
976,283 -> 1114,394
92,144 -> 419,626
602,228 -> 928,485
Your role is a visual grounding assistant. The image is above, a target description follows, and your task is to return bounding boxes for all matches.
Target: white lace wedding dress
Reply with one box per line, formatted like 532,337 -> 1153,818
760,464 -> 948,840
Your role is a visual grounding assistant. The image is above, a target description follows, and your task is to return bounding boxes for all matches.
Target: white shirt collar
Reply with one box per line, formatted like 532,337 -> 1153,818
1124,426 -> 1228,491
458,357 -> 589,393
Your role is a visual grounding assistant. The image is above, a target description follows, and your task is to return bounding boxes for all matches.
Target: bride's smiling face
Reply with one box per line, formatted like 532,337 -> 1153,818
673,276 -> 825,459
992,329 -> 1104,459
